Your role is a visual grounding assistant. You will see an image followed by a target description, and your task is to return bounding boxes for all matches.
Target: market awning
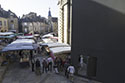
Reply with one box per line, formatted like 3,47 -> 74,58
4,35 -> 15,39
2,39 -> 37,52
17,35 -> 34,39
42,34 -> 53,38
0,36 -> 5,38
2,43 -> 34,52
39,43 -> 70,48
50,47 -> 71,54
11,39 -> 35,44
0,32 -> 14,36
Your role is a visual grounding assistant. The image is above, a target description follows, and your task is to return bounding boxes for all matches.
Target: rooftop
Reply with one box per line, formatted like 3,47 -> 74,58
0,5 -> 18,18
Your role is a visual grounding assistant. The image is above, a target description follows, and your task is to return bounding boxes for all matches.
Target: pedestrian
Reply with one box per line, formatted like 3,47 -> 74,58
42,58 -> 48,73
67,64 -> 75,82
30,50 -> 33,60
67,56 -> 71,64
6,54 -> 11,62
35,59 -> 41,75
31,59 -> 35,72
47,57 -> 53,72
56,57 -> 60,71
54,57 -> 59,74
38,47 -> 41,54
79,55 -> 84,69
58,57 -> 63,71
64,61 -> 70,78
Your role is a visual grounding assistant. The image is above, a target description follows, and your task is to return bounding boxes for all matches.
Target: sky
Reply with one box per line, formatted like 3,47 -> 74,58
0,0 -> 59,18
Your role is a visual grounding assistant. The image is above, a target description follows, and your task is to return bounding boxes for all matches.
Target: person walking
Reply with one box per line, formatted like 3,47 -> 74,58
35,59 -> 41,75
54,57 -> 59,74
64,61 -> 70,78
31,59 -> 35,72
79,55 -> 85,70
47,57 -> 53,72
79,55 -> 84,67
67,64 -> 75,82
58,57 -> 63,72
42,58 -> 48,73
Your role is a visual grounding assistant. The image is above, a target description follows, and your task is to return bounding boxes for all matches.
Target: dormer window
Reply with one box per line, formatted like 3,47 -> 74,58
4,21 -> 6,26
10,13 -> 14,16
11,20 -> 14,23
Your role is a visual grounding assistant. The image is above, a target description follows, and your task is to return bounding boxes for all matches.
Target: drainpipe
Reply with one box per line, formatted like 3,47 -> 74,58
67,0 -> 71,44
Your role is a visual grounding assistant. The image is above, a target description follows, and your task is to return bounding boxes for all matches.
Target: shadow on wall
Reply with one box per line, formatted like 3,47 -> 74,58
71,0 -> 125,83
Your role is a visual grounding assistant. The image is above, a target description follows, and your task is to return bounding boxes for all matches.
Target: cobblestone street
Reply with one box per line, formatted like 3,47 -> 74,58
2,55 -> 99,83
2,62 -> 71,83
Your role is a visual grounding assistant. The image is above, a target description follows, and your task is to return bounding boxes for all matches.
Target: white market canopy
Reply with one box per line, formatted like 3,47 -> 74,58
34,34 -> 40,37
40,43 -> 70,48
11,39 -> 35,44
50,47 -> 71,54
40,42 -> 71,54
42,38 -> 56,43
17,35 -> 34,39
2,44 -> 34,52
42,34 -> 53,38
0,32 -> 14,36
2,39 -> 37,52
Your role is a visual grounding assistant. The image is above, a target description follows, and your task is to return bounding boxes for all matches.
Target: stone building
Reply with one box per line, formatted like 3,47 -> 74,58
0,5 -> 18,33
0,17 -> 8,32
47,8 -> 58,34
48,8 -> 53,32
7,10 -> 18,33
58,0 -> 72,45
52,17 -> 58,34
21,12 -> 49,34
0,5 -> 9,32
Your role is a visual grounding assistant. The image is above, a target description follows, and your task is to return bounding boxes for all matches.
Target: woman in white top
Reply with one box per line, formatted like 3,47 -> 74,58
67,65 -> 75,82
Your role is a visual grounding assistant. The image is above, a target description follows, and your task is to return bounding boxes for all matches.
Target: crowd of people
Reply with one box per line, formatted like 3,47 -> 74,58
29,55 -> 75,82
3,45 -> 85,83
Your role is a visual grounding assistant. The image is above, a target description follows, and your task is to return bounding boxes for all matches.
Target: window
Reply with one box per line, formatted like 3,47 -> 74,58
87,56 -> 97,77
4,21 -> 6,26
24,22 -> 27,26
11,20 -> 14,23
0,21 -> 2,28
25,28 -> 28,33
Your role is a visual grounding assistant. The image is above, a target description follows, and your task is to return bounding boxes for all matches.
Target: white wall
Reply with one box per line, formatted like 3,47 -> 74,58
64,5 -> 68,44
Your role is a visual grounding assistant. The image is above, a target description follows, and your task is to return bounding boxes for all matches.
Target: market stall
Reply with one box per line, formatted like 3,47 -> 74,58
0,32 -> 14,36
17,35 -> 34,39
40,43 -> 71,60
1,39 -> 38,67
0,32 -> 16,44
49,47 -> 71,60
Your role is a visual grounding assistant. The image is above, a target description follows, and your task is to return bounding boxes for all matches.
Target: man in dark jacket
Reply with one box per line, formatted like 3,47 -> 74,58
42,58 -> 48,73
31,59 -> 35,72
35,59 -> 41,75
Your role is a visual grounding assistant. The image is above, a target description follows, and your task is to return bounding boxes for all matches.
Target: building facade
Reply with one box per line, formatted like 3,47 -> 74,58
58,0 -> 72,45
8,10 -> 18,33
47,9 -> 58,34
0,5 -> 18,33
52,17 -> 58,34
21,12 -> 49,34
48,8 -> 53,32
0,17 -> 8,32
0,5 -> 9,32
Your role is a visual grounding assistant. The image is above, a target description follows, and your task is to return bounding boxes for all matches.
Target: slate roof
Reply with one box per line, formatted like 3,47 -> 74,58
0,7 -> 18,18
52,17 -> 58,22
21,12 -> 47,23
